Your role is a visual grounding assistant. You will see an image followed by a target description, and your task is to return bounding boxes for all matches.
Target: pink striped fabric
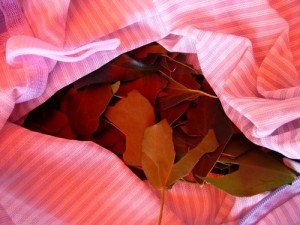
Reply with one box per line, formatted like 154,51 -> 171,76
1,0 -> 300,224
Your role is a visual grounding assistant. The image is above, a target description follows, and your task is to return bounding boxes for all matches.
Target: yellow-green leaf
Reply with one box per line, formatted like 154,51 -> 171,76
200,149 -> 297,196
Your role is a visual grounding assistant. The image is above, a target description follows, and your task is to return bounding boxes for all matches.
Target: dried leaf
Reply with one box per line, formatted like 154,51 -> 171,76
221,134 -> 256,159
159,101 -> 190,125
92,123 -> 126,155
166,130 -> 218,187
200,79 -> 215,95
24,108 -> 68,135
111,81 -> 121,95
105,90 -> 155,167
131,43 -> 168,59
172,126 -> 202,158
142,119 -> 175,189
74,54 -> 158,89
200,149 -> 297,196
185,97 -> 218,136
57,123 -> 77,140
158,78 -> 202,110
65,84 -> 113,138
159,54 -> 200,89
192,100 -> 233,183
116,74 -> 168,105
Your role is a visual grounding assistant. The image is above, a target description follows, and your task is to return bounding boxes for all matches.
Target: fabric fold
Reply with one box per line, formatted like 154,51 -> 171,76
0,123 -> 184,225
1,0 -> 300,224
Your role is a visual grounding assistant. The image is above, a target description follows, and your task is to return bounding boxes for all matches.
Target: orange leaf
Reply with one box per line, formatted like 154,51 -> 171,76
105,90 -> 155,167
142,119 -> 175,189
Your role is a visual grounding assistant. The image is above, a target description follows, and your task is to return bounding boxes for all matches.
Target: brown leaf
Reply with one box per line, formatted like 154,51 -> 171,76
166,130 -> 218,187
73,54 -> 158,89
221,134 -> 256,159
142,119 -> 175,189
105,90 -> 155,167
65,84 -> 113,139
24,108 -> 69,135
159,54 -> 200,89
116,74 -> 168,105
172,126 -> 203,159
185,97 -> 218,136
92,122 -> 126,155
192,99 -> 233,183
159,101 -> 190,125
57,123 -> 77,140
201,79 -> 216,95
158,78 -> 202,110
130,43 -> 168,59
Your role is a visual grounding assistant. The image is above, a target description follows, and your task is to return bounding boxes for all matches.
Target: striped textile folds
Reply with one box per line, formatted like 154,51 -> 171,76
0,0 -> 300,224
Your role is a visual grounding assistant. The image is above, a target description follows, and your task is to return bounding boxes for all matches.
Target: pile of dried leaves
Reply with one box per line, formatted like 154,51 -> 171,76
23,43 -> 296,223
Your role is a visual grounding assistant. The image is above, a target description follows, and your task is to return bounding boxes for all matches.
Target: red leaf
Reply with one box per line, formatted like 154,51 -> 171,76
192,100 -> 233,182
130,43 -> 168,59
159,101 -> 190,125
92,123 -> 126,155
57,123 -> 77,140
158,78 -> 202,110
116,74 -> 168,105
24,108 -> 68,135
74,54 -> 158,89
172,126 -> 203,159
185,97 -> 218,136
65,84 -> 113,139
159,54 -> 200,90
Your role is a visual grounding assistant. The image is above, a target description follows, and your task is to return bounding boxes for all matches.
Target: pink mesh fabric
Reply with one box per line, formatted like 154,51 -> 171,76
1,0 -> 300,224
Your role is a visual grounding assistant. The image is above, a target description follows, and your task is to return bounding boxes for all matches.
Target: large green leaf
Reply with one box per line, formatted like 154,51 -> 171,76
200,149 -> 297,196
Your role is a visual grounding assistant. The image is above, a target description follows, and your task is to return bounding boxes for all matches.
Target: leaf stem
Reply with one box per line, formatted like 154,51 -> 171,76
159,70 -> 218,99
161,54 -> 202,75
158,188 -> 166,225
